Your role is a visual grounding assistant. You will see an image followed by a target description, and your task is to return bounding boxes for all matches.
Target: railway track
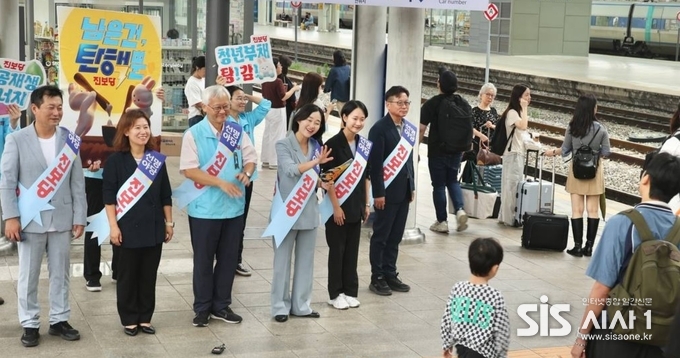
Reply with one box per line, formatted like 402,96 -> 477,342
273,48 -> 672,134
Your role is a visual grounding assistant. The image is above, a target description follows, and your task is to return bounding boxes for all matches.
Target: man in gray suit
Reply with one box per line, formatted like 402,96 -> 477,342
0,85 -> 87,347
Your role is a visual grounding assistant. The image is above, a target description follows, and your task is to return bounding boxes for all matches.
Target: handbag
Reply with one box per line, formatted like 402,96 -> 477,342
450,161 -> 498,219
477,142 -> 502,166
572,127 -> 601,180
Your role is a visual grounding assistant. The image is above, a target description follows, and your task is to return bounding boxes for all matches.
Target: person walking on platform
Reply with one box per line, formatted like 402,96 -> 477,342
261,58 -> 299,170
322,101 -> 371,310
498,85 -> 531,227
368,86 -> 415,296
103,109 -> 173,336
177,85 -> 257,327
268,104 -> 331,322
185,56 -> 206,128
323,50 -> 351,113
419,69 -> 471,234
471,83 -> 499,155
1,85 -> 87,347
224,84 -> 272,276
545,94 -> 610,257
292,72 -> 334,132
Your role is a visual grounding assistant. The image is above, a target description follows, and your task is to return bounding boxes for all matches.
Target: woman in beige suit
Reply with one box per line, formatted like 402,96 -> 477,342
270,104 -> 332,323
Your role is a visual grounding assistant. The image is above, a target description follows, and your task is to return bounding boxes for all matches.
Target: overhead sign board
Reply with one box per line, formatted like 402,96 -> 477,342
299,0 -> 490,12
291,1 -> 302,8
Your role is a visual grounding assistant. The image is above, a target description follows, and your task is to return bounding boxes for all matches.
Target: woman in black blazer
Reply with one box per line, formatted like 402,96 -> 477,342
103,109 -> 173,336
321,101 -> 371,310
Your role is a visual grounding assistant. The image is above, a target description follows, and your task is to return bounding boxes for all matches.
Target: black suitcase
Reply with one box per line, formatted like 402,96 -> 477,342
521,154 -> 569,251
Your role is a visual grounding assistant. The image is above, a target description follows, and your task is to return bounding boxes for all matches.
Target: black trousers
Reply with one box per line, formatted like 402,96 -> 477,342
116,243 -> 163,326
83,178 -> 120,282
238,182 -> 254,264
455,345 -> 486,358
369,199 -> 409,281
188,114 -> 203,127
189,215 -> 243,314
325,219 -> 361,299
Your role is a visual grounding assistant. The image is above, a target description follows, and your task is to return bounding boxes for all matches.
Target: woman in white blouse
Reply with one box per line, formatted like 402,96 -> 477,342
498,84 -> 531,226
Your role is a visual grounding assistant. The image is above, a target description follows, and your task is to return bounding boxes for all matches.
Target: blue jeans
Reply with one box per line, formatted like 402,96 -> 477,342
428,154 -> 464,223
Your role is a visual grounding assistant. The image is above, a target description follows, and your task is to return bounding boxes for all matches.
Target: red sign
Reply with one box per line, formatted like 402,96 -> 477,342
484,4 -> 499,22
676,11 -> 680,22
291,1 -> 302,9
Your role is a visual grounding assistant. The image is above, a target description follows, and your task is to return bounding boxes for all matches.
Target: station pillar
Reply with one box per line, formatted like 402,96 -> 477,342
0,0 -> 20,59
258,0 -> 268,25
351,6 -> 387,133
330,4 -> 340,32
385,6 -> 426,244
205,0 -> 230,87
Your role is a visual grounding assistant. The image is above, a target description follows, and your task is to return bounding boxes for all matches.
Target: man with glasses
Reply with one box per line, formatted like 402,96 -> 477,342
178,85 -> 257,327
367,86 -> 416,296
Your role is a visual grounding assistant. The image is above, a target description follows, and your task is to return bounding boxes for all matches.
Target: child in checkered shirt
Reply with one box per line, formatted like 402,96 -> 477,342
440,238 -> 510,358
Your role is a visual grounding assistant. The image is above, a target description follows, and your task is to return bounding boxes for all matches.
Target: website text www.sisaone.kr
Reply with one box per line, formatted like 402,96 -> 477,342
580,332 -> 652,341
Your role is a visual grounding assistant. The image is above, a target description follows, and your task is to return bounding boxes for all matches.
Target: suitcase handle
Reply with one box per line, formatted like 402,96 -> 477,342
537,153 -> 556,214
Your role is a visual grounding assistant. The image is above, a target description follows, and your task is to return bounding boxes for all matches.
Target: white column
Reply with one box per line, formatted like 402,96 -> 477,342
351,6 -> 387,134
317,4 -> 328,32
258,0 -> 268,25
0,0 -> 21,59
385,7 -> 426,244
330,4 -> 340,32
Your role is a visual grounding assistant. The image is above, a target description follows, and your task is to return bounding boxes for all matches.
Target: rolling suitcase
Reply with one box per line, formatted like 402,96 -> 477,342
521,154 -> 569,251
513,150 -> 553,227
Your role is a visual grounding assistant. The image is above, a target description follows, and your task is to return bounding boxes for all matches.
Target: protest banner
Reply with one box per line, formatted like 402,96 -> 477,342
214,35 -> 277,86
57,6 -> 162,167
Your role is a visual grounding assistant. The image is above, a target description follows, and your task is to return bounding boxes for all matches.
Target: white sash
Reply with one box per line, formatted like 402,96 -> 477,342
17,127 -> 80,229
173,121 -> 243,209
262,141 -> 321,248
319,135 -> 372,222
86,151 -> 167,245
382,119 -> 417,188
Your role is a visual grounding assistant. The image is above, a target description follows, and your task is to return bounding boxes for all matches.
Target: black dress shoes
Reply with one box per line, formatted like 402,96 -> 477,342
274,315 -> 288,322
140,325 -> 155,334
124,326 -> 138,336
291,311 -> 320,318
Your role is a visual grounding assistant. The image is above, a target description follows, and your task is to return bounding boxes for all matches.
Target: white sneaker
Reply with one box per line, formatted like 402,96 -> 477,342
328,295 -> 349,310
429,221 -> 449,233
456,210 -> 468,232
341,294 -> 360,308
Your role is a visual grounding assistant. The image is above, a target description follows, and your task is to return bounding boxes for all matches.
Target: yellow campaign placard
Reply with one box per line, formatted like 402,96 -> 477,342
57,6 -> 162,166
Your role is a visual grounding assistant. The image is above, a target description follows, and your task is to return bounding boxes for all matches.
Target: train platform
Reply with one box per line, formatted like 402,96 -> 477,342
254,24 -> 680,99
0,109 -> 634,357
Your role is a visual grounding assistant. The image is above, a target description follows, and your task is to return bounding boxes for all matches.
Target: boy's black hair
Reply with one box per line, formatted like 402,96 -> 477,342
30,85 -> 62,107
468,238 -> 504,277
644,152 -> 680,203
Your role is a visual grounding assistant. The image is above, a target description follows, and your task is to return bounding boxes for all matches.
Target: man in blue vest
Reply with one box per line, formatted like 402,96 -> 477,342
179,85 -> 257,328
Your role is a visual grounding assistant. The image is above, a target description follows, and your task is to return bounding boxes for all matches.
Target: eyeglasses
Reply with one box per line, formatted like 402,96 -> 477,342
233,97 -> 248,102
388,101 -> 411,107
484,93 -> 496,98
208,104 -> 230,112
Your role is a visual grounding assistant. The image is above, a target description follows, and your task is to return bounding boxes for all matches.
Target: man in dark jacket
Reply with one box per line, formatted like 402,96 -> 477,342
419,68 -> 472,234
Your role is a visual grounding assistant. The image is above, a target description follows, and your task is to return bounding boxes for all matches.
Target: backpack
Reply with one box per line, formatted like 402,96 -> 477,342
607,209 -> 680,346
489,118 -> 514,156
435,95 -> 473,154
572,126 -> 601,180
